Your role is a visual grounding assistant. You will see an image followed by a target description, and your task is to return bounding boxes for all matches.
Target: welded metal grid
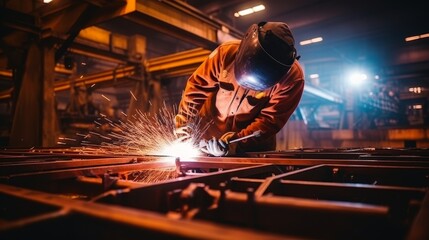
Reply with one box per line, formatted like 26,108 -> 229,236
0,148 -> 428,239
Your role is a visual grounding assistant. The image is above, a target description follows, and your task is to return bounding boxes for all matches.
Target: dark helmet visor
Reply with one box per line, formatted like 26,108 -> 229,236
234,24 -> 293,91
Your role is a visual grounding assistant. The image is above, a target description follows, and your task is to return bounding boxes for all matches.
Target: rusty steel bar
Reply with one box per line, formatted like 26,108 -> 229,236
0,183 -> 286,240
3,158 -> 176,182
0,157 -> 139,176
184,156 -> 429,167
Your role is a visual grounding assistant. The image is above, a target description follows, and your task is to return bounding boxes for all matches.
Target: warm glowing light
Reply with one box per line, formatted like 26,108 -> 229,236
43,0 -> 53,3
57,99 -> 210,184
405,36 -> 420,42
409,87 -> 422,94
234,4 -> 265,17
312,37 -> 323,43
252,5 -> 265,12
413,104 -> 422,109
59,101 -> 211,159
159,140 -> 202,159
421,33 -> 429,38
300,37 -> 323,46
405,33 -> 429,42
300,40 -> 311,45
238,8 -> 254,16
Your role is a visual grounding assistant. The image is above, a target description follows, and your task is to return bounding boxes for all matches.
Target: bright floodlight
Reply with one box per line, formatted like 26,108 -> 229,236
234,4 -> 265,17
348,71 -> 367,86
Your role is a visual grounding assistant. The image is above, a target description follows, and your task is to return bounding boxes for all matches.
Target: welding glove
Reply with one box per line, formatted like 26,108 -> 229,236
200,132 -> 237,157
200,137 -> 229,157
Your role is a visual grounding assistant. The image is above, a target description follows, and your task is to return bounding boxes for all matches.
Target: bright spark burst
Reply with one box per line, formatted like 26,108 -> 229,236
159,140 -> 201,159
70,103 -> 210,159
58,99 -> 209,183
106,106 -> 205,158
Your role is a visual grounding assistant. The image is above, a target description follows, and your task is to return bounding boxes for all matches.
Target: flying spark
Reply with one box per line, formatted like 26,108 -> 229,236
101,94 -> 110,101
61,99 -> 209,183
71,103 -> 209,158
129,90 -> 137,101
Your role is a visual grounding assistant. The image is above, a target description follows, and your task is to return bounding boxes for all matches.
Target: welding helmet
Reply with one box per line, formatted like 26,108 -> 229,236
234,22 -> 297,91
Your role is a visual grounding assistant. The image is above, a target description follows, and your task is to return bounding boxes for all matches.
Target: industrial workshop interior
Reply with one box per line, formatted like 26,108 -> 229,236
1,0 -> 429,239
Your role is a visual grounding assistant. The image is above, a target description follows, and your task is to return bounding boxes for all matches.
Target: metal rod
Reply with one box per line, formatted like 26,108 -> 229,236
229,130 -> 262,143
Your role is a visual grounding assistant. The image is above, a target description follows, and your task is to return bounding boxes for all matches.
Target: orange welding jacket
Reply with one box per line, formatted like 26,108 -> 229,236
177,40 -> 304,153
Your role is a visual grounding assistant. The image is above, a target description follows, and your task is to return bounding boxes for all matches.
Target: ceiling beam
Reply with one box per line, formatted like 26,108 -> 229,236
120,0 -> 242,50
147,47 -> 211,78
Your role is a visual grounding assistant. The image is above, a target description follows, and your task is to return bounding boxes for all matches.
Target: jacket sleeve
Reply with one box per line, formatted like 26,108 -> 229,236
237,77 -> 304,147
176,47 -> 222,126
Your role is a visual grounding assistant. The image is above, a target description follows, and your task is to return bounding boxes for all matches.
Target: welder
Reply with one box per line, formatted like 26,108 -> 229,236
175,21 -> 305,157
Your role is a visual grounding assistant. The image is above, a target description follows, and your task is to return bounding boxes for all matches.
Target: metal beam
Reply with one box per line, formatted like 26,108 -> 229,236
53,47 -> 211,91
122,0 -> 242,50
2,0 -> 229,96
0,7 -> 38,37
0,183 -> 286,240
147,47 -> 211,78
0,46 -> 209,98
9,44 -> 44,147
38,0 -> 131,37
54,65 -> 137,91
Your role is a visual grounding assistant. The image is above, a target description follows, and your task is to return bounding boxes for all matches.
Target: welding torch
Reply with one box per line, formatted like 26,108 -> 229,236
227,130 -> 262,144
199,130 -> 262,149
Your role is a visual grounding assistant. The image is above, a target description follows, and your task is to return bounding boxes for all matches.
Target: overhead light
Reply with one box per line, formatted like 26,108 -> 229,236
409,87 -> 422,94
300,37 -> 323,46
309,74 -> 320,86
43,0 -> 53,3
234,4 -> 265,17
405,33 -> 429,42
412,104 -> 422,110
347,70 -> 368,87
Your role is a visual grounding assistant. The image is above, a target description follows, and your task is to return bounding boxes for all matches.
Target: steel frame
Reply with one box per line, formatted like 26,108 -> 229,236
0,149 -> 428,239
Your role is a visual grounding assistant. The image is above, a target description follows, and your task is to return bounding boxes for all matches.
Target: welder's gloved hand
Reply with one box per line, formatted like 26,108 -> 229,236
200,137 -> 229,157
220,132 -> 237,144
173,114 -> 192,142
220,131 -> 238,156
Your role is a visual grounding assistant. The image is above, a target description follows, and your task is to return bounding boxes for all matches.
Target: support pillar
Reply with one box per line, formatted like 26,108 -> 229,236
42,44 -> 59,147
9,42 -> 59,147
127,34 -> 162,119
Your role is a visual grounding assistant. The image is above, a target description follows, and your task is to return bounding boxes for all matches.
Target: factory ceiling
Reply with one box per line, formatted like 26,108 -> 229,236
1,0 -> 428,86
0,2 -> 426,108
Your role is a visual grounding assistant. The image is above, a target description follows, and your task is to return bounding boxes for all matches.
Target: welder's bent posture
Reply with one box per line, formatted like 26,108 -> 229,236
175,22 -> 305,156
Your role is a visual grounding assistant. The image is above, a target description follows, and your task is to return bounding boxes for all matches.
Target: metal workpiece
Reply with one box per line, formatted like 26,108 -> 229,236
0,148 -> 428,239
